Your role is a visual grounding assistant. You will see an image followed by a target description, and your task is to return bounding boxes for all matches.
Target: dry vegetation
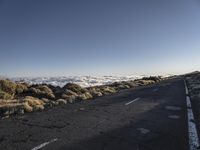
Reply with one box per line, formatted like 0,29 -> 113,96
0,76 -> 163,118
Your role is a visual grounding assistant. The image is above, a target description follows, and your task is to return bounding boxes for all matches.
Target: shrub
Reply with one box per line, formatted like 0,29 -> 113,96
0,91 -> 13,100
141,76 -> 162,82
23,102 -> 33,112
0,79 -> 16,96
26,85 -> 55,99
63,90 -> 78,96
78,92 -> 93,100
63,83 -> 87,94
61,95 -> 76,103
87,87 -> 103,97
23,96 -> 45,111
15,83 -> 28,94
100,86 -> 117,95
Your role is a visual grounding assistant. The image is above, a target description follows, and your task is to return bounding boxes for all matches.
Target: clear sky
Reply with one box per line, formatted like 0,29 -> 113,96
0,0 -> 200,77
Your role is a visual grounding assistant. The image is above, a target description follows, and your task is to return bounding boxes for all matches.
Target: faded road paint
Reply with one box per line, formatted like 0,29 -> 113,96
153,88 -> 159,92
125,98 -> 140,106
31,138 -> 58,150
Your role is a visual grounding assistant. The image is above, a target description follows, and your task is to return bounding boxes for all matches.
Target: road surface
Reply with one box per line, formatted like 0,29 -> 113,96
0,78 -> 191,150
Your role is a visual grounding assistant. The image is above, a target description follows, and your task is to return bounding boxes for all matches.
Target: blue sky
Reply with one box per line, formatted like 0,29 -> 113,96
0,0 -> 200,77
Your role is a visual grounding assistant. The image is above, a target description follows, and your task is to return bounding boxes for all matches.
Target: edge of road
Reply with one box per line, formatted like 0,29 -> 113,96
184,80 -> 200,150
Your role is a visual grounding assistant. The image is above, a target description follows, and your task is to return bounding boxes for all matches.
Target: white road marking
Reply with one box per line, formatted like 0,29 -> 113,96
31,138 -> 58,150
125,98 -> 140,106
184,80 -> 189,95
153,88 -> 159,92
185,80 -> 200,150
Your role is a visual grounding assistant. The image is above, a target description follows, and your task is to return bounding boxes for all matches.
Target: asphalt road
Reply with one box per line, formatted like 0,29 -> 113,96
0,78 -> 189,150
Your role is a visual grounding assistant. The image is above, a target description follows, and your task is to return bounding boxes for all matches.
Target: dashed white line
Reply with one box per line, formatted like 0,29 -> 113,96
185,80 -> 200,150
31,138 -> 58,150
125,97 -> 140,106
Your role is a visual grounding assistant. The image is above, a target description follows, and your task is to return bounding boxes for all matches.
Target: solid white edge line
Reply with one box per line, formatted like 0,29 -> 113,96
125,97 -> 140,106
185,80 -> 200,150
184,80 -> 189,95
31,138 -> 58,150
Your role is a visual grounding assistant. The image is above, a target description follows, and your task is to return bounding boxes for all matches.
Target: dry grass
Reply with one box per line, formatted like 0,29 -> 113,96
23,96 -> 45,111
63,83 -> 87,94
78,92 -> 93,100
100,86 -> 117,95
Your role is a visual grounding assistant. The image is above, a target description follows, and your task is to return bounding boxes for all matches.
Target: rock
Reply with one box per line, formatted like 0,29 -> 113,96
0,103 -> 25,116
2,115 -> 9,119
56,99 -> 67,105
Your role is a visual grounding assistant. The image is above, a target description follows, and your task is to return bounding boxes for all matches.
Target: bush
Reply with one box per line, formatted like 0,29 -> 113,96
63,90 -> 78,96
23,96 -> 45,111
78,92 -> 93,100
100,86 -> 117,95
141,76 -> 162,82
0,91 -> 13,100
23,102 -> 33,112
38,85 -> 55,99
87,87 -> 103,97
61,95 -> 76,103
136,80 -> 155,86
63,83 -> 87,94
0,79 -> 16,96
26,85 -> 55,99
15,83 -> 28,94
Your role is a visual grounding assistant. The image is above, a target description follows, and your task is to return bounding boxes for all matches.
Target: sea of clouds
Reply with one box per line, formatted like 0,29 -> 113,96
12,75 -> 146,87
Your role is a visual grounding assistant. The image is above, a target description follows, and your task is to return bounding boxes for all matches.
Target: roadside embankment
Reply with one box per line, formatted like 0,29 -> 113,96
185,72 -> 200,134
0,76 -> 163,118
